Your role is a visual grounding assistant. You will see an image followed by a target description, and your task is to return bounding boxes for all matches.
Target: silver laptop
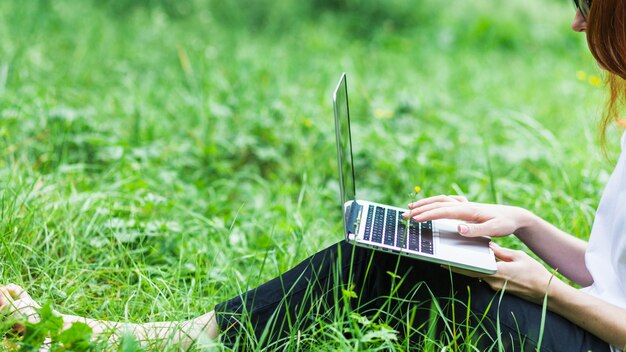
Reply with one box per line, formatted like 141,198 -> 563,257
333,73 -> 497,274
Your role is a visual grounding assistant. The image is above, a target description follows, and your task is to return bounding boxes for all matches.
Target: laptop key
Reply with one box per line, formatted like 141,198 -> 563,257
371,206 -> 385,244
364,205 -> 374,241
396,216 -> 407,248
383,209 -> 397,246
408,220 -> 420,251
421,221 -> 434,254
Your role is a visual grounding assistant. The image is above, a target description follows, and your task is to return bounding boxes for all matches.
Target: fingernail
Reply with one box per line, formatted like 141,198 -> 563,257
489,241 -> 499,248
458,224 -> 469,235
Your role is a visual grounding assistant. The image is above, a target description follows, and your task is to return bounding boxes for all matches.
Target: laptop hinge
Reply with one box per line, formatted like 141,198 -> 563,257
346,200 -> 361,236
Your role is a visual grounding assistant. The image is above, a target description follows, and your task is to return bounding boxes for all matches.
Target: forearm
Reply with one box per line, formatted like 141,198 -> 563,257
478,243 -> 622,347
514,210 -> 592,286
549,280 -> 626,348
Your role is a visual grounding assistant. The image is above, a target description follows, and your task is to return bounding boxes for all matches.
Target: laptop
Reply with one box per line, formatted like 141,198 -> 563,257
333,73 -> 497,274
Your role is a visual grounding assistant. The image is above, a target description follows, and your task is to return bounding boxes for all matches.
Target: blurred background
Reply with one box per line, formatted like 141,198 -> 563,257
0,0 -> 616,347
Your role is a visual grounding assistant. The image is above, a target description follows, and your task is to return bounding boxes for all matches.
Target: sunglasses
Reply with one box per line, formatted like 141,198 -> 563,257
573,0 -> 592,19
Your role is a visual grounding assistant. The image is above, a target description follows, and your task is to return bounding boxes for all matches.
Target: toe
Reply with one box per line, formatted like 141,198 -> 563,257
0,287 -> 13,315
5,284 -> 25,300
0,287 -> 13,303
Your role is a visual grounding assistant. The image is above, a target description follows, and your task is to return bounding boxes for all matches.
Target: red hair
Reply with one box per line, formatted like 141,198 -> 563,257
586,0 -> 626,146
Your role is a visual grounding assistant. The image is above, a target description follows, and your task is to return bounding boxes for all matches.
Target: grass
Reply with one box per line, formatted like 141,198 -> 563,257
0,0 -> 621,350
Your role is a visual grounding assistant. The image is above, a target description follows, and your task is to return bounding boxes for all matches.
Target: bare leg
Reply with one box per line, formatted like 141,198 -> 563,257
61,311 -> 218,348
0,284 -> 219,349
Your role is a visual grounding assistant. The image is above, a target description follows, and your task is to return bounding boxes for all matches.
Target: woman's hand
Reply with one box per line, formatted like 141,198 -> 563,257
403,195 -> 534,238
483,242 -> 558,303
449,242 -> 559,304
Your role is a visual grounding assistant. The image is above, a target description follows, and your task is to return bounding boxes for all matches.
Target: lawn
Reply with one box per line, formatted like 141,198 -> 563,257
0,0 -> 618,350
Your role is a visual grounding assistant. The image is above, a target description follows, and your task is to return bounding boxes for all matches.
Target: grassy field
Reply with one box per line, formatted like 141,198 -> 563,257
0,0 -> 620,350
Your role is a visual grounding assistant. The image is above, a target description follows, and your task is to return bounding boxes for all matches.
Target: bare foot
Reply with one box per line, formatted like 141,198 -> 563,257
0,284 -> 42,334
0,284 -> 219,349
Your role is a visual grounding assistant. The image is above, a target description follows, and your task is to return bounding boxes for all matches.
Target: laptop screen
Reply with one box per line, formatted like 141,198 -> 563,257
333,73 -> 357,207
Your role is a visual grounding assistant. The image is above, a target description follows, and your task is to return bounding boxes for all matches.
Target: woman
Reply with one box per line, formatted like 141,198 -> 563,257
2,1 -> 625,350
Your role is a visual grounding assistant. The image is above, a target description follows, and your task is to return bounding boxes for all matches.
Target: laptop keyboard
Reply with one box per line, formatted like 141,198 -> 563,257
363,205 -> 434,254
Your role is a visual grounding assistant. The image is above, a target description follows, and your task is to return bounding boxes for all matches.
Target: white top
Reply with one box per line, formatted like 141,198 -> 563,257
583,131 -> 626,351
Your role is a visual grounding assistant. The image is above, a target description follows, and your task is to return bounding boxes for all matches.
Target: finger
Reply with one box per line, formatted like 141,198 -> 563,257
409,204 -> 479,222
408,195 -> 465,209
450,195 -> 468,202
457,219 -> 503,237
490,242 -> 522,262
404,201 -> 464,219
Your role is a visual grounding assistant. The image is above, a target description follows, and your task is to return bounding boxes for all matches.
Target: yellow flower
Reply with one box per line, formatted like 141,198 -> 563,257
576,70 -> 587,81
302,118 -> 314,128
374,109 -> 394,119
414,186 -> 421,193
589,76 -> 603,87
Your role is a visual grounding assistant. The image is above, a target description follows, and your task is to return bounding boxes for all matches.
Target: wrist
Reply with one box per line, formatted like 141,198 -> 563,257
513,207 -> 539,240
546,276 -> 573,311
